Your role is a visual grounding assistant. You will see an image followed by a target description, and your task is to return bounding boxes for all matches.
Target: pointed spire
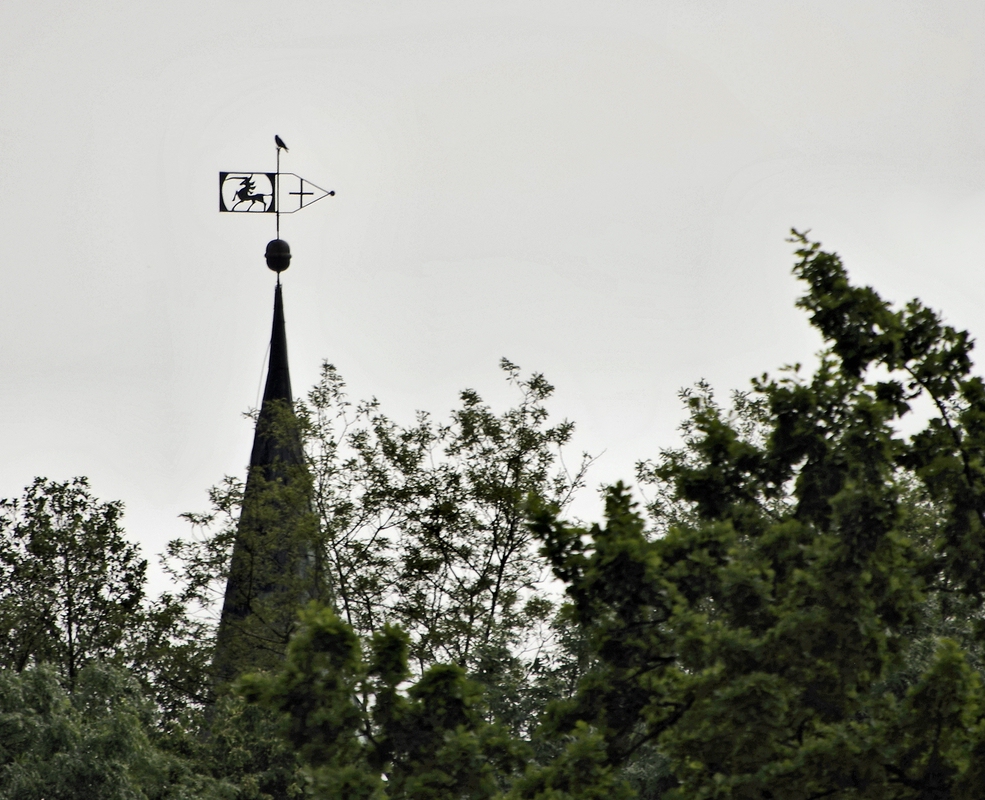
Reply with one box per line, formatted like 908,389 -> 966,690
263,283 -> 292,404
213,279 -> 317,688
248,284 -> 303,473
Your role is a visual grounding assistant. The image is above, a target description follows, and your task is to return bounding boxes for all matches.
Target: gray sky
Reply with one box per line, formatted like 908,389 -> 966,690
3,1 -> 985,593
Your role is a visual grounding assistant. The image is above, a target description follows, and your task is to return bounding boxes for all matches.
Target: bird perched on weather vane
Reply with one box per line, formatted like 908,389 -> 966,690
275,135 -> 288,152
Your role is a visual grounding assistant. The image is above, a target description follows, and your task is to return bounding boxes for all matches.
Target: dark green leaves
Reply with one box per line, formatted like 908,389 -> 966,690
524,235 -> 985,798
0,478 -> 146,686
241,604 -> 527,800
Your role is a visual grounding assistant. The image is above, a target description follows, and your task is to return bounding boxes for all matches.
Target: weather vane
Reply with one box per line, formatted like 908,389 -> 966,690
219,136 -> 336,281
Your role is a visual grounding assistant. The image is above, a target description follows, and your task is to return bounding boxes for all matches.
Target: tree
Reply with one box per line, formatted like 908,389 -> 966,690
300,358 -> 591,700
0,476 -> 216,726
0,662 -> 227,800
22,232 -> 985,797
520,232 -> 985,799
0,478 -> 146,687
0,474 -> 314,797
239,603 -> 527,800
173,361 -> 591,700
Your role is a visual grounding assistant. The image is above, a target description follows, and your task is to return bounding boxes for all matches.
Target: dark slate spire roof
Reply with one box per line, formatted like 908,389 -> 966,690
248,283 -> 304,473
213,281 -> 315,688
263,283 -> 292,405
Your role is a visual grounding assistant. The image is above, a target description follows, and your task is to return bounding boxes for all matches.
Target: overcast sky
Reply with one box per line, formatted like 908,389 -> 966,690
3,1 -> 985,593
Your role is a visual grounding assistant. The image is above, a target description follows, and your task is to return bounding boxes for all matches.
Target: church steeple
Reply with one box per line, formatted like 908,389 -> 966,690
213,240 -> 318,687
246,282 -> 302,472
261,283 -> 291,405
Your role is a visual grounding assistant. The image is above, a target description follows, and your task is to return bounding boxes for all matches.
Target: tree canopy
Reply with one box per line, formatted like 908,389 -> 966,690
521,232 -> 985,799
0,478 -> 146,686
5,233 -> 985,799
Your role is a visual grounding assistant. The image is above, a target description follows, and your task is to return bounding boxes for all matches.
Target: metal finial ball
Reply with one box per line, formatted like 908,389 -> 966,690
265,239 -> 291,273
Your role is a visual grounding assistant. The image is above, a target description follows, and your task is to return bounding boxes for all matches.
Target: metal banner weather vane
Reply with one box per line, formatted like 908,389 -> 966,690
219,135 -> 335,238
219,173 -> 277,213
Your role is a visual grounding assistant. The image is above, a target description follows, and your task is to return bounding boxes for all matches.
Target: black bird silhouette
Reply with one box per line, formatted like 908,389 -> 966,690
275,135 -> 288,152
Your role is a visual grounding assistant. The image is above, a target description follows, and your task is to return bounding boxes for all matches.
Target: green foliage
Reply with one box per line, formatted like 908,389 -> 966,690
509,720 -> 637,800
203,694 -> 306,800
171,360 -> 591,727
0,478 -> 146,686
0,477 -> 218,721
10,235 -> 985,799
0,662 -> 226,800
299,357 -> 590,676
239,603 -> 527,800
128,589 -> 217,720
0,359 -> 593,798
523,232 -> 985,798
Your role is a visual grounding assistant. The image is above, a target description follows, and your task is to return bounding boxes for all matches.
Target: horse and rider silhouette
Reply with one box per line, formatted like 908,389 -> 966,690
231,175 -> 270,211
